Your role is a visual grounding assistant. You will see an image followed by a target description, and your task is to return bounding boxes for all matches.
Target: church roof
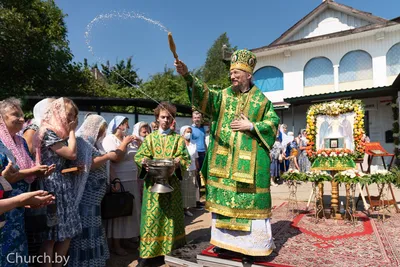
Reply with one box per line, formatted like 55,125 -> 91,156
269,0 -> 389,46
252,21 -> 399,55
283,73 -> 400,106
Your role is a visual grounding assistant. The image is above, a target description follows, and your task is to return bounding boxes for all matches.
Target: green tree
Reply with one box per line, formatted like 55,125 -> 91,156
0,0 -> 87,97
101,58 -> 142,88
202,33 -> 234,89
140,67 -> 189,106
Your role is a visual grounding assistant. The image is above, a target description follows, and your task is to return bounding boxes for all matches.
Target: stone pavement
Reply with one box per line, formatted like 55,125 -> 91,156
107,182 -> 400,267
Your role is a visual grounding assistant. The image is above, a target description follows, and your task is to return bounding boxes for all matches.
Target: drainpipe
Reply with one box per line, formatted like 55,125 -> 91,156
292,104 -> 295,133
334,65 -> 339,92
134,106 -> 139,124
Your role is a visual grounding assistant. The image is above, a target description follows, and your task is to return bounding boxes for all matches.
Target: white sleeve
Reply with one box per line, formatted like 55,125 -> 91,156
102,135 -> 118,152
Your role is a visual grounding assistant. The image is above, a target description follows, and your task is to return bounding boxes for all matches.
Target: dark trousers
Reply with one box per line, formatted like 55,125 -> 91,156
197,151 -> 206,200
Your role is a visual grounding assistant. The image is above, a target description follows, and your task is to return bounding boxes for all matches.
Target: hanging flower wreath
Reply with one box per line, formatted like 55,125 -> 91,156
305,99 -> 366,162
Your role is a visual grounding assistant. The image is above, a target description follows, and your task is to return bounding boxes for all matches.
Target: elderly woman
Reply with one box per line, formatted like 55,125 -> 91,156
102,116 -> 137,255
180,125 -> 199,217
135,102 -> 190,267
22,98 -> 55,258
0,98 -> 54,266
35,97 -> 80,267
68,114 -> 120,267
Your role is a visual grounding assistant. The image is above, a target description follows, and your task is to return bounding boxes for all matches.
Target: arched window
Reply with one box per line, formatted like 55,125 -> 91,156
253,66 -> 283,92
339,50 -> 373,83
387,43 -> 400,76
304,57 -> 334,87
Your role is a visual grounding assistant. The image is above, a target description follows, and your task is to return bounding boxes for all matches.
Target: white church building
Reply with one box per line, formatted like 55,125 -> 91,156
251,0 -> 400,157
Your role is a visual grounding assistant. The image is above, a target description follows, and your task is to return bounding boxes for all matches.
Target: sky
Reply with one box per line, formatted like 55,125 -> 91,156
55,0 -> 400,81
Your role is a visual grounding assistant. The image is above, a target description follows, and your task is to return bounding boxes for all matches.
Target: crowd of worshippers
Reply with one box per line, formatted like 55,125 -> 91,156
0,97 -> 208,266
269,124 -> 312,186
269,124 -> 371,186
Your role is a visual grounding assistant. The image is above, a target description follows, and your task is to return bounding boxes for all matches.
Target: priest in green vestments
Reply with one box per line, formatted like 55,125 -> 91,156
175,49 -> 280,260
134,102 -> 190,267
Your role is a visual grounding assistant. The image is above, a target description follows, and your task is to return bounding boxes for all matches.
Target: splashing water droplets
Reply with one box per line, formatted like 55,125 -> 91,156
85,11 -> 168,57
84,11 -> 172,112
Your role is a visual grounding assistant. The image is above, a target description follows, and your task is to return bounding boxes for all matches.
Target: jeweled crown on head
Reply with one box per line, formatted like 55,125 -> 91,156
230,49 -> 257,74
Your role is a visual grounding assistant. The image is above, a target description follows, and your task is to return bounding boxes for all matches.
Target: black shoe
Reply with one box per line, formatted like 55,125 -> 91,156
136,258 -> 149,267
152,256 -> 165,265
212,246 -> 220,253
242,256 -> 254,265
197,201 -> 205,207
213,246 -> 228,254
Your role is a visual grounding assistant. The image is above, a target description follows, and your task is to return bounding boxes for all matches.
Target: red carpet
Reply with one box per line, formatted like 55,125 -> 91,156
201,203 -> 400,266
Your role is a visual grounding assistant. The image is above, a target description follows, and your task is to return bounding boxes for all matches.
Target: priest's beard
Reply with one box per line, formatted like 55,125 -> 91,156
232,82 -> 247,93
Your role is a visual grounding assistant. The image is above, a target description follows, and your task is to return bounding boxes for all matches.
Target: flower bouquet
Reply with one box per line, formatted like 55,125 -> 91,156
390,167 -> 400,188
333,169 -> 369,184
369,170 -> 396,185
281,169 -> 307,182
305,170 -> 332,183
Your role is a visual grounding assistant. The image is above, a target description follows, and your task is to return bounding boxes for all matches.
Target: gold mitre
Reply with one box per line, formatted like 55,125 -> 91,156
230,49 -> 257,74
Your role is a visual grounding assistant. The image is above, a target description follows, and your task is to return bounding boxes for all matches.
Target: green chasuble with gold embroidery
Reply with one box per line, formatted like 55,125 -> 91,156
184,73 -> 280,225
134,131 -> 190,258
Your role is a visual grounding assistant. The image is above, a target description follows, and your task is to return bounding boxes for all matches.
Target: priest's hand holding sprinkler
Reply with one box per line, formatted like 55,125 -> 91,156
169,32 -> 188,76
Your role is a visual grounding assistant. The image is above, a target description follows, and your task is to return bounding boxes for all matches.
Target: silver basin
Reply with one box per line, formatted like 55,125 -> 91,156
147,159 -> 175,193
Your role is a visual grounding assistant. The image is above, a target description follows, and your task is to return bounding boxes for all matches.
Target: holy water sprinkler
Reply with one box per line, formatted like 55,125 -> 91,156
168,32 -> 179,60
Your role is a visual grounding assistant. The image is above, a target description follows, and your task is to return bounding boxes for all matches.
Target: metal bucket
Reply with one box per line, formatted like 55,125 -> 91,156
147,159 -> 175,193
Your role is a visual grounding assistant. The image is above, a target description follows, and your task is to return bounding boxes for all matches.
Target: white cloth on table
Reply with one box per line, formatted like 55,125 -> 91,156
210,213 -> 275,256
102,134 -> 141,238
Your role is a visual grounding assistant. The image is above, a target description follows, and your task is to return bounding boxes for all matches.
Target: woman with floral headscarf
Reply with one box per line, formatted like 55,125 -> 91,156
102,116 -> 138,255
68,114 -> 119,267
0,98 -> 54,266
35,97 -> 80,267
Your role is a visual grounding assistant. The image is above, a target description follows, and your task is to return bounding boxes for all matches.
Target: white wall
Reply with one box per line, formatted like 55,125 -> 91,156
77,111 -> 192,134
287,9 -> 370,42
257,29 -> 400,103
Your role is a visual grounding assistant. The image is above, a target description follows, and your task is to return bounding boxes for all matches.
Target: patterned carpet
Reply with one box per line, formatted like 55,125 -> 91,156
201,203 -> 400,267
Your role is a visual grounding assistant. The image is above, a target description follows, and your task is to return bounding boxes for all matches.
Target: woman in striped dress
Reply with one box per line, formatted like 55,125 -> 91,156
68,114 -> 119,267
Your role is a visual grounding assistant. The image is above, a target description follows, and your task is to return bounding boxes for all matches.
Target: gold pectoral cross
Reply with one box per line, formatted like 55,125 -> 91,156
234,91 -> 251,120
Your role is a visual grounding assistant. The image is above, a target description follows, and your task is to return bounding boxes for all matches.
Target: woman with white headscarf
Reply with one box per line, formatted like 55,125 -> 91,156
132,122 -> 151,203
68,114 -> 119,267
180,125 -> 199,217
102,116 -> 138,256
132,121 -> 151,149
23,97 -> 55,267
23,98 -> 55,155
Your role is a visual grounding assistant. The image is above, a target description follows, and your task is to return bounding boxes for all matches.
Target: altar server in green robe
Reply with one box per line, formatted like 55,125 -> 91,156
134,102 -> 190,267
